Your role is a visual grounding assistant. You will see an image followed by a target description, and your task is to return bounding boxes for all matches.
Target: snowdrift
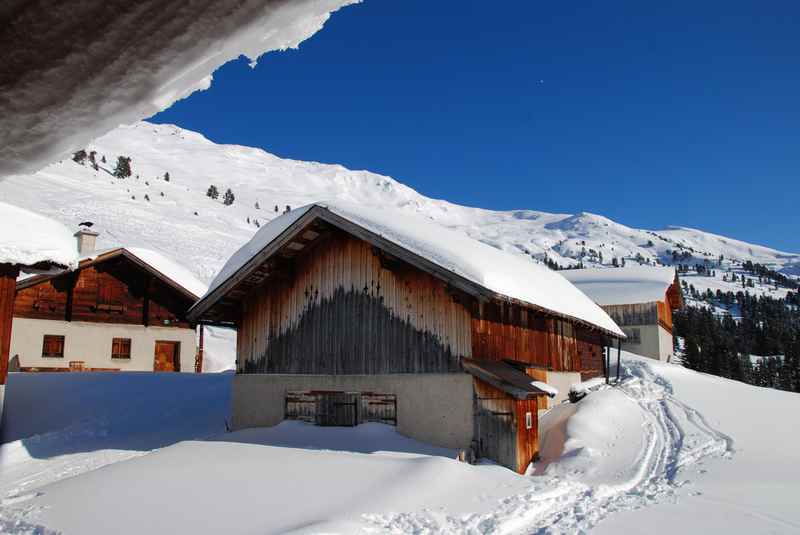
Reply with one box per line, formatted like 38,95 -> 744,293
2,355 -> 798,533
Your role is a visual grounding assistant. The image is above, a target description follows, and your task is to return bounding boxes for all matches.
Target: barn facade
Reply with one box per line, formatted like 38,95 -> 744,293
11,238 -> 203,373
189,203 -> 624,473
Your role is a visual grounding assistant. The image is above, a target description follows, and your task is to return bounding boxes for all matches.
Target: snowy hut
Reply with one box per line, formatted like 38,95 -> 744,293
189,202 -> 625,473
0,202 -> 78,417
562,266 -> 683,361
11,232 -> 206,374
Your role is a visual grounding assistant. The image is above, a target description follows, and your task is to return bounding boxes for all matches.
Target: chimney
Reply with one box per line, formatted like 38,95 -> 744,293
74,228 -> 99,256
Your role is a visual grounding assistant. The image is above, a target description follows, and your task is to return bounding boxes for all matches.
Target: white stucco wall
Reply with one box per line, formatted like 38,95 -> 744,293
620,324 -> 674,362
544,370 -> 582,408
10,318 -> 196,372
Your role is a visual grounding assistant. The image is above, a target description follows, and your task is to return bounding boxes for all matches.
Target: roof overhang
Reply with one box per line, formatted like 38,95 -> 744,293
188,205 -> 624,338
16,248 -> 199,302
462,358 -> 549,399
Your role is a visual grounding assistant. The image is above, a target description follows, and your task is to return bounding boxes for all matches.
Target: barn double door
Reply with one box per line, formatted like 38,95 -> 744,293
286,391 -> 397,427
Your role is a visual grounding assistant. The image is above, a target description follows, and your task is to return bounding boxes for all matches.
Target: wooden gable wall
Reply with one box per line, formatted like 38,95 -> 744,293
236,228 -> 607,378
238,230 -> 473,374
14,257 -> 192,328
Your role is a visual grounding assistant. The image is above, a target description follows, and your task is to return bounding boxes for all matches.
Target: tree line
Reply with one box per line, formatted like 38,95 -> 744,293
674,291 -> 800,392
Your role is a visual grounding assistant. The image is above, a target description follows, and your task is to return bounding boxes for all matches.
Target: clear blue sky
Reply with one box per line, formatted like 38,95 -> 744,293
151,1 -> 800,252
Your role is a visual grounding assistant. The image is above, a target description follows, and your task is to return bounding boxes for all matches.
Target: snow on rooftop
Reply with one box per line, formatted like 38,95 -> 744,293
561,266 -> 677,306
206,201 -> 625,337
531,381 -> 559,398
84,247 -> 207,299
0,201 -> 78,270
126,248 -> 208,299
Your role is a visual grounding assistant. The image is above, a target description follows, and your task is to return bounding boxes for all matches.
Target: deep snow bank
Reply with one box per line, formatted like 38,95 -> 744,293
0,0 -> 358,176
1,354 -> 799,534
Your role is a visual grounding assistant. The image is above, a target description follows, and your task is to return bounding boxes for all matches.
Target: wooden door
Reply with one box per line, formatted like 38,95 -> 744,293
316,392 -> 358,426
154,341 -> 180,372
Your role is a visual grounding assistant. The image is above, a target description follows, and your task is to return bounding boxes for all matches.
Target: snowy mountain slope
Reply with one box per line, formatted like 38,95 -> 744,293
2,354 -> 798,534
1,122 -> 797,301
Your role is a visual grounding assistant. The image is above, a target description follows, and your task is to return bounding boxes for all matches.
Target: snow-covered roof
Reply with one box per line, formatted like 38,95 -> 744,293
0,201 -> 78,270
560,266 -> 677,306
122,248 -> 208,299
19,246 -> 207,300
200,201 -> 624,337
2,1 -> 358,176
90,248 -> 207,299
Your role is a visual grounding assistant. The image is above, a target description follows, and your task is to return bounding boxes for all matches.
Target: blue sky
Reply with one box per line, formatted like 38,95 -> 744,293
151,1 -> 800,252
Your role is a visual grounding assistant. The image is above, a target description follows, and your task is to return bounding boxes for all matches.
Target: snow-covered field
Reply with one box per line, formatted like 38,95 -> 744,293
2,354 -> 798,534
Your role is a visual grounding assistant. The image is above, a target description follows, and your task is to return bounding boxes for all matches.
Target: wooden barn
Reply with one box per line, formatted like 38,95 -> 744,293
1,202 -> 78,419
188,202 -> 625,473
562,266 -> 683,361
10,229 -> 206,373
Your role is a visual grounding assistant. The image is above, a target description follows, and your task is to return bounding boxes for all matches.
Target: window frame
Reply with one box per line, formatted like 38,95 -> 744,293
41,335 -> 65,358
111,337 -> 132,360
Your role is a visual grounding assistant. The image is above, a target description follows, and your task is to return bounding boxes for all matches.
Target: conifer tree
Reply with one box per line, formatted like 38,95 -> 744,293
206,185 -> 219,199
223,188 -> 235,206
72,150 -> 87,165
113,156 -> 132,178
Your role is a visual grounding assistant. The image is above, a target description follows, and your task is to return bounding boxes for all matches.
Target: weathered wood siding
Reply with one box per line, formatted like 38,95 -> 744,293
238,232 -> 473,374
473,377 -> 539,473
286,390 -> 397,426
1,266 -> 20,386
14,259 -> 192,328
471,301 -> 605,377
602,300 -> 672,332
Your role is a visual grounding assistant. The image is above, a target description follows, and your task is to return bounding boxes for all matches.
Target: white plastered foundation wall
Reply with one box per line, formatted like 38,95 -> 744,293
231,373 -> 475,450
10,318 -> 196,372
620,324 -> 674,362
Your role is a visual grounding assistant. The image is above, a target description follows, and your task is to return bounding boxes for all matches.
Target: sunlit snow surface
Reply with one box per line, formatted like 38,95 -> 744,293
0,202 -> 77,270
1,354 -> 798,534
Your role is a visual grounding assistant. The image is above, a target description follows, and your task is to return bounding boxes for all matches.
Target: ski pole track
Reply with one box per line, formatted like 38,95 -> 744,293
365,359 -> 733,534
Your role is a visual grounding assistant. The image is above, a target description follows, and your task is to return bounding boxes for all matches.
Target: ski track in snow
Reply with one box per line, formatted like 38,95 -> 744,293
364,360 -> 733,534
0,361 -> 733,534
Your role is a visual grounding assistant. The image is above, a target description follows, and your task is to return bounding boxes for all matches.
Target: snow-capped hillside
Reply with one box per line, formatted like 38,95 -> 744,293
1,122 -> 797,298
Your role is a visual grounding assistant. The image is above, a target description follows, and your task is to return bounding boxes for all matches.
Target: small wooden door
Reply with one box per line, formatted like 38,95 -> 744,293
154,341 -> 180,372
316,392 -> 358,426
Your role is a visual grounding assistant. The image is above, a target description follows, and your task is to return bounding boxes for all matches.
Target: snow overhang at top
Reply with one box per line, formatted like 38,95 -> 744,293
196,201 -> 626,338
561,266 -> 677,306
0,201 -> 78,270
0,0 -> 359,177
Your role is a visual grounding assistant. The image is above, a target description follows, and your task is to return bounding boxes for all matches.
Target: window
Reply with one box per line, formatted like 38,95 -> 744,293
525,411 -> 533,430
42,335 -> 65,358
624,328 -> 642,344
111,338 -> 132,359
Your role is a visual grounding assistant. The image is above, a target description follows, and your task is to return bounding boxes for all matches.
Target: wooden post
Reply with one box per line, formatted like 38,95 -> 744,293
603,345 -> 609,384
195,323 -> 204,373
616,338 -> 622,383
142,275 -> 151,327
0,264 -> 21,389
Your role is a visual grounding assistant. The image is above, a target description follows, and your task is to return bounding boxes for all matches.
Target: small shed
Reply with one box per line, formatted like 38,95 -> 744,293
0,202 -> 78,419
189,202 -> 625,472
562,266 -> 683,361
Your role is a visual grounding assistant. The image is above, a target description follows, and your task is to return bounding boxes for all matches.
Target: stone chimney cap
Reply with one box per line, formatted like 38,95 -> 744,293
74,228 -> 100,237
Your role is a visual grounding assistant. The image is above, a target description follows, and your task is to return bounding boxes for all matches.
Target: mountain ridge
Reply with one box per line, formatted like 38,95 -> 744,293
1,122 -> 797,299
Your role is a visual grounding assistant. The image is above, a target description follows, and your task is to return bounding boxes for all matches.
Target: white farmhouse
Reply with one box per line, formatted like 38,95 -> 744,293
562,266 -> 683,361
10,229 -> 205,373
